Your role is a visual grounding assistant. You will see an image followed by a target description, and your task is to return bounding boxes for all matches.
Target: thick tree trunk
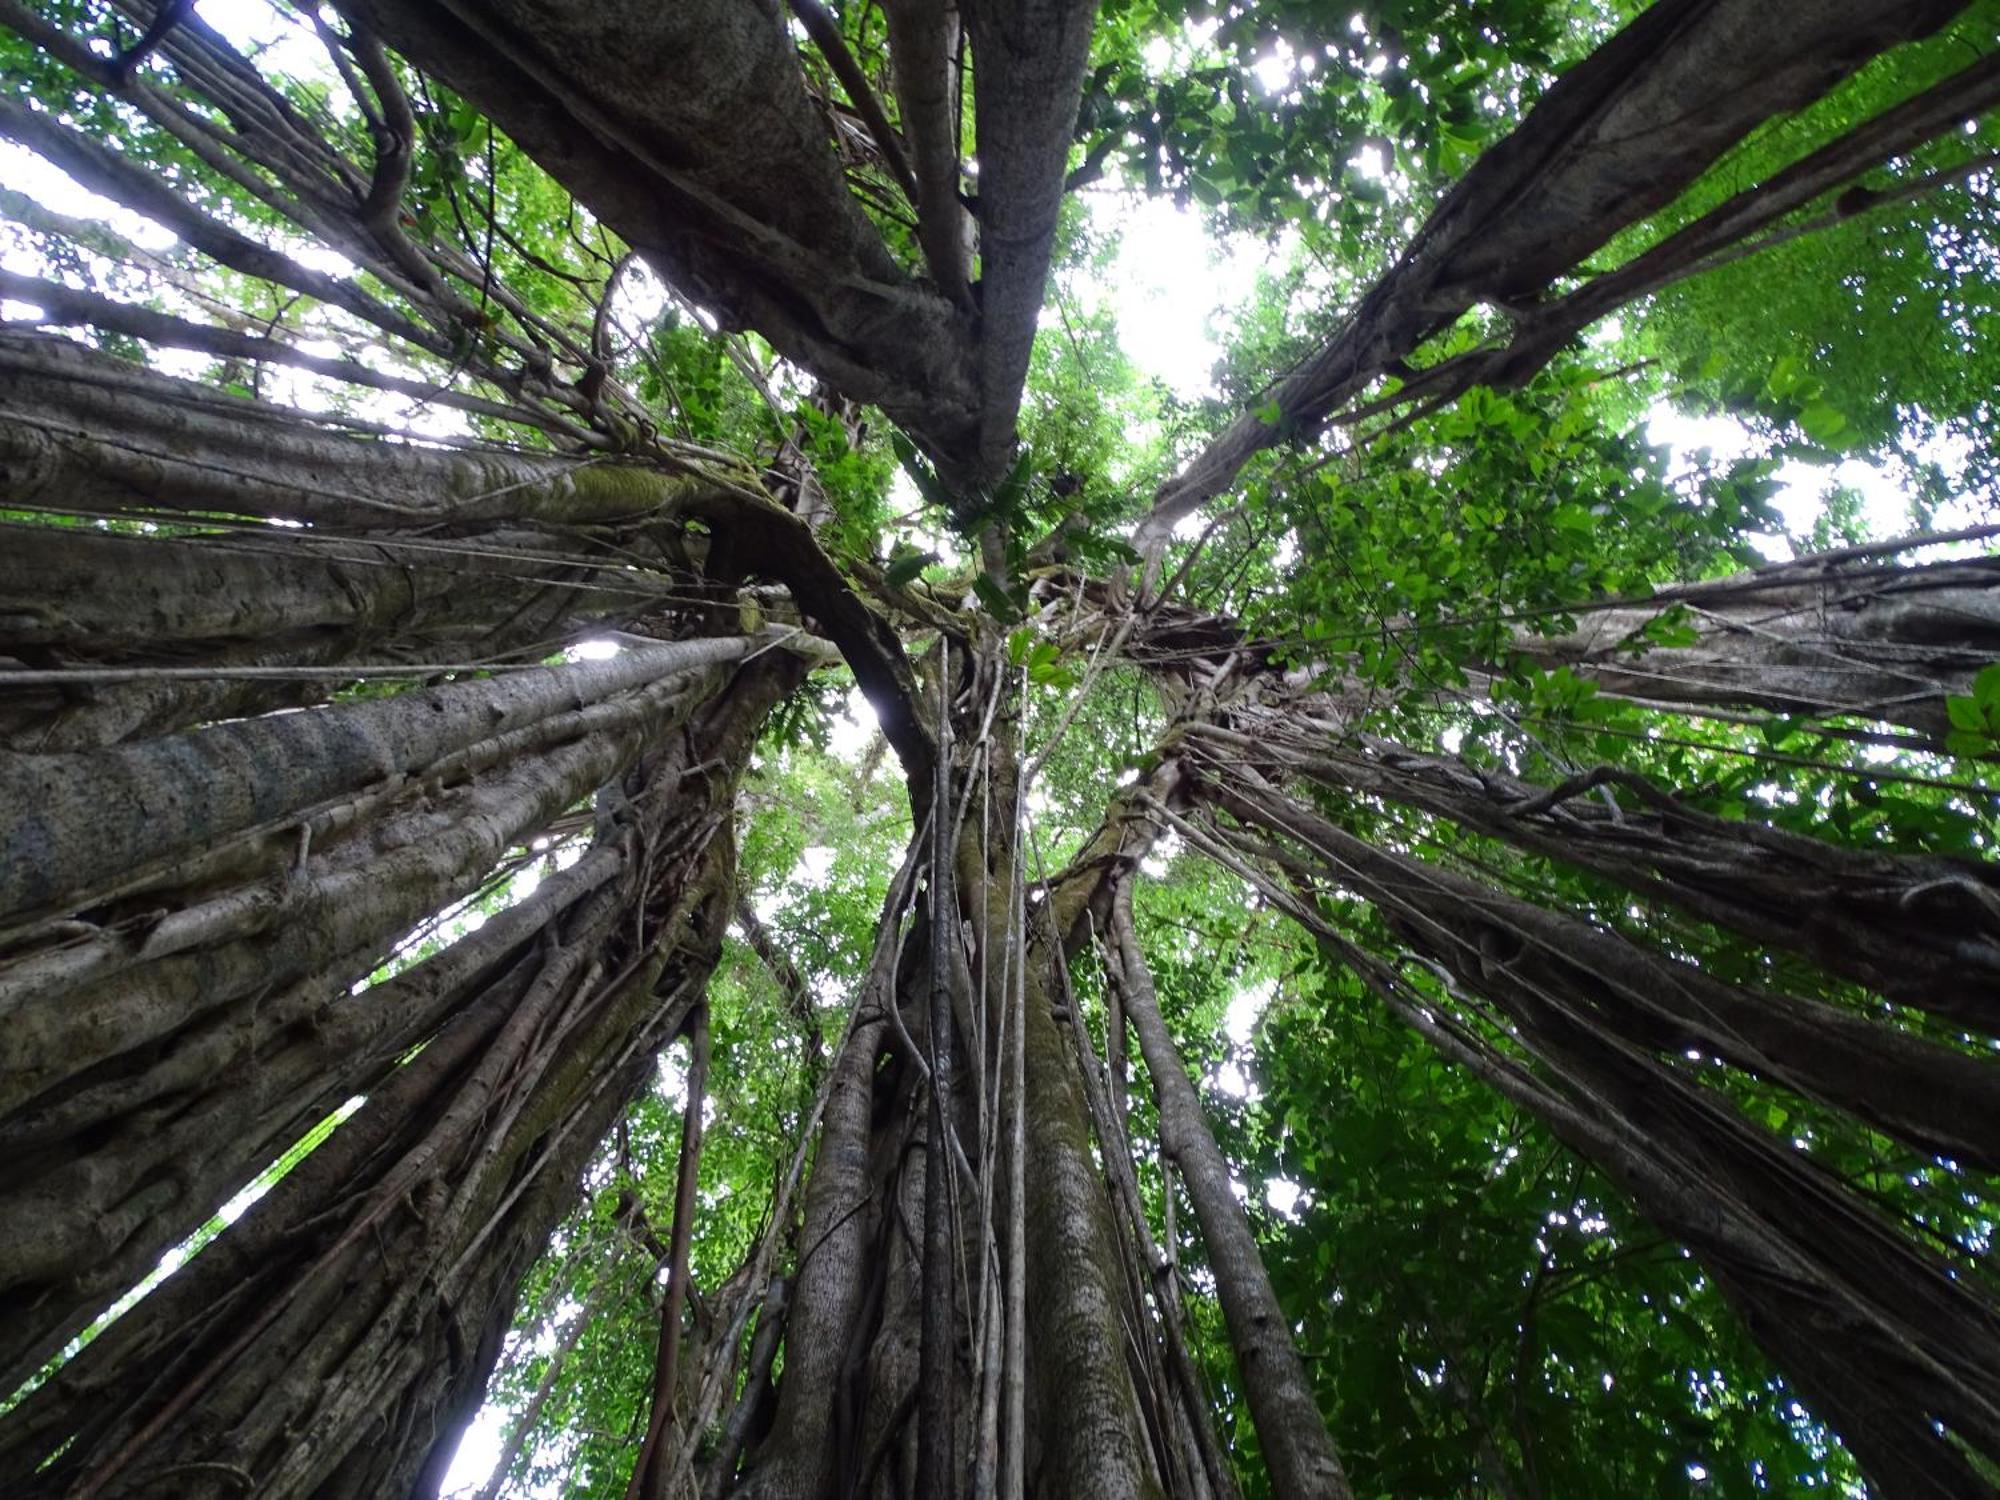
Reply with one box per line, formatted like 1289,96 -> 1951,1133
739,660 -> 1169,1499
0,633 -> 800,1398
0,650 -> 800,1498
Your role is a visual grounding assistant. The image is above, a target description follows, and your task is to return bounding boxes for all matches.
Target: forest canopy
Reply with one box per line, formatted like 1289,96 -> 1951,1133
0,1 -> 1998,1498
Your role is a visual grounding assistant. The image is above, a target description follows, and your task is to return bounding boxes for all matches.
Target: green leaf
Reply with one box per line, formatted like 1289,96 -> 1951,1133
1972,662 -> 2000,713
883,549 -> 937,589
1946,695 -> 1985,733
1797,402 -> 1849,445
972,574 -> 1021,623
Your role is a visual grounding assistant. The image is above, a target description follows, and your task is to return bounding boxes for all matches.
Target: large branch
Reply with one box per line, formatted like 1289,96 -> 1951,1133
959,0 -> 1099,489
1237,728 -> 2000,1032
1504,552 -> 2000,745
1136,0 -> 1975,554
0,333 -> 937,781
1194,774 -> 2000,1493
335,0 -> 984,473
882,0 -> 975,309
1352,49 -> 2000,416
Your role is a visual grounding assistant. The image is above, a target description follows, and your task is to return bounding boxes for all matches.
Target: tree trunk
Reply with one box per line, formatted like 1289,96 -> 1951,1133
0,650 -> 801,1498
736,652 -> 1173,1499
1196,773 -> 2000,1496
1106,880 -> 1349,1500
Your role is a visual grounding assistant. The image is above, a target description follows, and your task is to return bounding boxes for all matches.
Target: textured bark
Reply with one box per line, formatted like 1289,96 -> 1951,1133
882,0 -> 973,307
1202,776 -> 2000,1496
631,1005 -> 711,1500
958,0 -> 1099,486
738,1013 -> 890,1500
1208,775 -> 2000,1173
2,0 -> 1991,1490
0,331 -> 932,778
1259,729 -> 2000,1032
335,0 -> 983,469
1109,882 -> 1349,1500
1016,935 -> 1163,1499
0,651 -> 799,1498
1138,0 -> 1973,546
0,333 -> 714,531
920,691 -> 960,1495
1507,554 -> 2000,744
0,519 -> 654,663
1399,49 -> 2000,405
0,634 -> 759,922
0,641 -> 783,1392
742,680 -> 1171,1500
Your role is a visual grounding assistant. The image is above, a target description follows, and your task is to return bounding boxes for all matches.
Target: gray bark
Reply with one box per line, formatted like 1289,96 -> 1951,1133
1208,773 -> 2000,1174
1255,728 -> 2000,1032
0,333 -> 715,531
1109,882 -> 1349,1500
335,0 -> 983,470
1506,554 -> 2000,744
1138,0 -> 1973,548
0,651 -> 798,1499
0,633 -> 762,922
0,644 -> 784,1392
1201,776 -> 2000,1495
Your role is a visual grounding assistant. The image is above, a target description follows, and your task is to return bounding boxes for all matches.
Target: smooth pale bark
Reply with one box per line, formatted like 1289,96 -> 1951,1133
1109,883 -> 1349,1500
0,634 -> 761,921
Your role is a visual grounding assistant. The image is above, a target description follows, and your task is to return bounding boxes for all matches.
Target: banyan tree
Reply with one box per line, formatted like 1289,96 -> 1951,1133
1,0 -> 1998,1495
